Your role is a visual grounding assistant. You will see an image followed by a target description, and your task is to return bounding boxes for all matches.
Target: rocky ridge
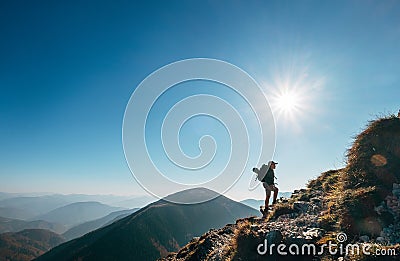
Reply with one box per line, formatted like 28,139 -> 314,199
161,187 -> 331,260
162,183 -> 400,261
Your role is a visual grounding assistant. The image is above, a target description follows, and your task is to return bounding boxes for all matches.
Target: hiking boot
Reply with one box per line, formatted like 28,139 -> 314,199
260,206 -> 268,218
262,208 -> 268,218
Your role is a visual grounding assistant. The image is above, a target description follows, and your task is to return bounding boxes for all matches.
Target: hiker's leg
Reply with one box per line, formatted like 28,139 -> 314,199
263,183 -> 271,209
265,194 -> 270,209
272,186 -> 279,205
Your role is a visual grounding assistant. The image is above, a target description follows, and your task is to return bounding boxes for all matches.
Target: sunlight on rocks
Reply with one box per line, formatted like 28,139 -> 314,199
371,154 -> 387,167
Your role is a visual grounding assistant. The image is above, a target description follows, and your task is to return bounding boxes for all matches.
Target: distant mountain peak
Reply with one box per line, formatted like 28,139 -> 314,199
162,187 -> 221,204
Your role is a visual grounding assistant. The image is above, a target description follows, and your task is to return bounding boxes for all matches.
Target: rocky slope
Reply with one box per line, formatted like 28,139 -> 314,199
161,185 -> 331,260
162,116 -> 400,261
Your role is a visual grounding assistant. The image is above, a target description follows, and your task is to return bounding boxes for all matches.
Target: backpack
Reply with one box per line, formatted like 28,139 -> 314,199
253,164 -> 275,184
253,164 -> 268,181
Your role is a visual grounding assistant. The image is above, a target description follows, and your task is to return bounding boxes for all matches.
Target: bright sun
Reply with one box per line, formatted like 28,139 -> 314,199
265,64 -> 323,127
275,91 -> 300,113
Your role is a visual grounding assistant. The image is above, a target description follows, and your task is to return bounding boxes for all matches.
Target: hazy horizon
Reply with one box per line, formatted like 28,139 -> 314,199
0,189 -> 292,201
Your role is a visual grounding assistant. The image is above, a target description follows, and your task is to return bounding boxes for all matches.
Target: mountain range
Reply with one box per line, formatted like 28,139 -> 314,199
33,201 -> 124,228
36,188 -> 259,261
0,216 -> 66,234
62,208 -> 139,240
0,193 -> 155,220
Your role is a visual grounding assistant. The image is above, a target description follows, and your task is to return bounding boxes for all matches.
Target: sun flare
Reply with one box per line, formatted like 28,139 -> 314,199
268,87 -> 305,131
275,91 -> 299,113
264,63 -> 324,129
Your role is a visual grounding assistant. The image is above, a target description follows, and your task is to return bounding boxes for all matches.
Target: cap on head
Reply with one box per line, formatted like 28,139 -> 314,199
268,160 -> 278,165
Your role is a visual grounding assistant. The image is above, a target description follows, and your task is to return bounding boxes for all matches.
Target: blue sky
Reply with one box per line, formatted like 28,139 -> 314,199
0,1 -> 399,200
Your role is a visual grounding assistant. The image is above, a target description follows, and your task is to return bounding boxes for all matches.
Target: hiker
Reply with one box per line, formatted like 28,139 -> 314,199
252,161 -> 279,217
398,109 -> 400,118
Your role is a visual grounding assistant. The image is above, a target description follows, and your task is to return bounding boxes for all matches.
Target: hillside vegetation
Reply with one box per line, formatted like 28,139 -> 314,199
306,116 -> 400,239
0,229 -> 65,261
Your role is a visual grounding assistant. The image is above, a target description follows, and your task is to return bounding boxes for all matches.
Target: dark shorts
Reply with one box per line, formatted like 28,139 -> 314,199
263,182 -> 276,197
